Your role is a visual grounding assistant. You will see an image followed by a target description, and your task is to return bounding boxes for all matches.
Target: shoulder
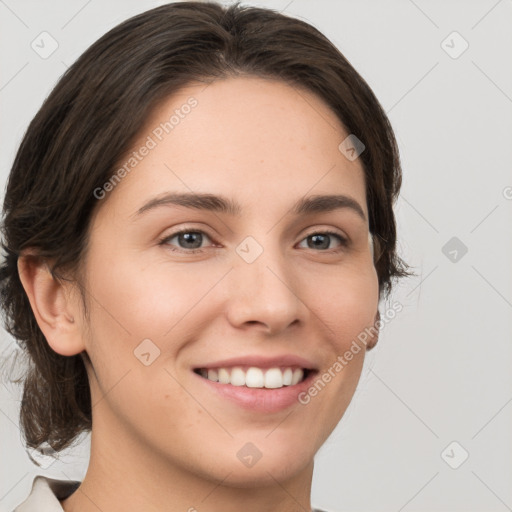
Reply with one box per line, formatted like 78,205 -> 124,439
12,475 -> 81,512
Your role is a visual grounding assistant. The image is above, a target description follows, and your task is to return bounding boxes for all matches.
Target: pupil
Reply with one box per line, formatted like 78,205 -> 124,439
180,232 -> 202,249
310,234 -> 328,249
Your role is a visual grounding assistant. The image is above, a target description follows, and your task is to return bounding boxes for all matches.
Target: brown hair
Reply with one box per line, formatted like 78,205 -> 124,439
0,1 -> 413,459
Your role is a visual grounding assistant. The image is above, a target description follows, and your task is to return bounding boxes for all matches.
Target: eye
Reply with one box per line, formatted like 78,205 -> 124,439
158,228 -> 349,255
297,230 -> 348,251
158,229 -> 213,254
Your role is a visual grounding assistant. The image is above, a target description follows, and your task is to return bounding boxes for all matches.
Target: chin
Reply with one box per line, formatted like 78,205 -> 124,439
193,445 -> 315,488
220,461 -> 312,489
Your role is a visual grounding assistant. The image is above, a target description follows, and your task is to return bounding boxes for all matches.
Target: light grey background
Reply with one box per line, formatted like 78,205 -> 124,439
1,1 -> 511,511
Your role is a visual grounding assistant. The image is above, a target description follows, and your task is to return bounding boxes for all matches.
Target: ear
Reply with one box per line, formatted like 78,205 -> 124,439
17,251 -> 86,356
365,309 -> 381,351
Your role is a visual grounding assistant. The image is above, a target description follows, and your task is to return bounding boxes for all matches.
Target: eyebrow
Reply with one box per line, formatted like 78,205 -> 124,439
133,192 -> 366,222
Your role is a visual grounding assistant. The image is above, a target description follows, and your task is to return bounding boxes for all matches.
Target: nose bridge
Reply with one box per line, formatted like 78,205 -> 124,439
227,234 -> 303,331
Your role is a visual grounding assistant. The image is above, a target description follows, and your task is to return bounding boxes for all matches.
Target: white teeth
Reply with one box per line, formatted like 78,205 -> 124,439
218,368 -> 230,384
291,368 -> 303,385
230,367 -> 246,386
245,367 -> 264,388
198,366 -> 306,388
264,368 -> 283,388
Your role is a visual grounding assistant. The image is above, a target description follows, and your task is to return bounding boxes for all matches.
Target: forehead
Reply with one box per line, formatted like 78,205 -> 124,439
99,76 -> 368,220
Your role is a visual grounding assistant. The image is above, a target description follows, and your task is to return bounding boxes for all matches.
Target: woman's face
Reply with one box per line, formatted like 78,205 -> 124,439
78,76 -> 379,485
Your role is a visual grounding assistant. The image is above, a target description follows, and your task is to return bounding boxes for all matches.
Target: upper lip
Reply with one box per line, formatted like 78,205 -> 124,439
193,354 -> 318,371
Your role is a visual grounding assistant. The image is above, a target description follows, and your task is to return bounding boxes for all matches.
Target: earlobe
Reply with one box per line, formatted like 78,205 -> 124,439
17,251 -> 85,357
365,309 -> 381,351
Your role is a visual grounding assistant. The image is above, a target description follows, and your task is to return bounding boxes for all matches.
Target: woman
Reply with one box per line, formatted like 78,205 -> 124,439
1,2 -> 412,511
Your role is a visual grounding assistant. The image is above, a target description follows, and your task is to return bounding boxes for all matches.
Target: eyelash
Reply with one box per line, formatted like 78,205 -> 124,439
157,228 -> 349,254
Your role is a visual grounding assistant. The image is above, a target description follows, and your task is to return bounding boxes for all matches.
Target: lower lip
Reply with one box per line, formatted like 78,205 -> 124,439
193,370 -> 318,413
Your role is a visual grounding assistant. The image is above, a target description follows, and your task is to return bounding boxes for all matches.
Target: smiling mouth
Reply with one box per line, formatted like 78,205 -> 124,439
193,366 -> 313,389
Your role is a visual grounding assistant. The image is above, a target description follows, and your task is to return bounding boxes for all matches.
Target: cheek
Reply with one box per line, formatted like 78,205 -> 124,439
85,253 -> 213,339
303,262 -> 379,346
80,258 -> 200,430
81,254 -> 227,407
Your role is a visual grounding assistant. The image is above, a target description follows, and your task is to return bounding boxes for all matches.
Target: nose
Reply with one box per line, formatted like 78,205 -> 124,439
225,242 -> 305,335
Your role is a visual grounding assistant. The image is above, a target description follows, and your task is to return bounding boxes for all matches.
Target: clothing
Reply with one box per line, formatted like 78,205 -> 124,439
12,475 -> 80,511
12,475 -> 329,511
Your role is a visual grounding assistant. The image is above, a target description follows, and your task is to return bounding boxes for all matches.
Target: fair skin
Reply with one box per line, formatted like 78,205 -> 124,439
18,76 -> 379,512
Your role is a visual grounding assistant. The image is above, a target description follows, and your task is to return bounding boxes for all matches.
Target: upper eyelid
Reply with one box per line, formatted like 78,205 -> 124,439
161,224 -> 348,237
